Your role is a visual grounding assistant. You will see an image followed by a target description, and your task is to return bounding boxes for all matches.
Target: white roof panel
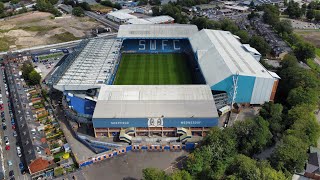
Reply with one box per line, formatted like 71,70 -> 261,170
189,29 -> 274,86
127,18 -> 153,24
117,24 -> 198,38
145,15 -> 174,24
93,85 -> 218,118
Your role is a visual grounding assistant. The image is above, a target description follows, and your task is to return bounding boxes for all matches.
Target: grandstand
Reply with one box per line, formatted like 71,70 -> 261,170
51,24 -> 280,143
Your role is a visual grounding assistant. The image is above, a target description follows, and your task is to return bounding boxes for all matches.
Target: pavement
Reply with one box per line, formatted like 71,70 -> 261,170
0,66 -> 29,180
80,151 -> 188,180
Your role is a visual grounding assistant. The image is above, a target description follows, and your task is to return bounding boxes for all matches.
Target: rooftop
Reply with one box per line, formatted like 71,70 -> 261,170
145,15 -> 174,24
93,85 -> 218,118
189,29 -> 275,86
117,24 -> 199,38
127,18 -> 152,24
54,38 -> 122,91
108,12 -> 137,20
28,157 -> 52,174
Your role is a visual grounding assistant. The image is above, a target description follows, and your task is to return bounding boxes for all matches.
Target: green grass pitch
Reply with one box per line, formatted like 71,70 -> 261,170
114,53 -> 193,85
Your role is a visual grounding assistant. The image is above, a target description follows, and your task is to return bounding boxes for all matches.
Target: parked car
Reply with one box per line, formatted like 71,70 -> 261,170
5,145 -> 10,151
11,125 -> 15,130
4,136 -> 9,145
16,147 -> 22,157
9,170 -> 14,177
12,131 -> 17,137
2,123 -> 6,130
36,147 -> 41,154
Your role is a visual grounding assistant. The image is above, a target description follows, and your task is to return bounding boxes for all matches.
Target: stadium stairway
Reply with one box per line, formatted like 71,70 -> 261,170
119,127 -> 135,143
177,128 -> 192,142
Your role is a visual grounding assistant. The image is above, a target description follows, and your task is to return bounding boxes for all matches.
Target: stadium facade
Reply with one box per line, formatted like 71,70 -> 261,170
50,24 -> 279,143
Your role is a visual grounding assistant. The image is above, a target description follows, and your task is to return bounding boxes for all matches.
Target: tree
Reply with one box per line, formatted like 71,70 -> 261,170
306,9 -> 315,20
234,30 -> 250,44
100,0 -> 113,7
262,5 -> 280,26
142,168 -> 169,180
185,146 -> 214,179
232,117 -> 272,156
271,135 -> 308,174
151,6 -> 160,16
72,6 -> 84,16
280,54 -> 298,68
21,62 -> 34,81
0,2 -> 4,14
28,70 -> 41,85
226,154 -> 261,180
170,170 -> 192,180
286,0 -> 302,19
11,0 -> 20,4
258,161 -> 287,180
113,3 -> 122,10
249,35 -> 271,56
78,2 -> 91,11
275,19 -> 292,35
259,102 -> 284,138
301,3 -> 307,15
287,86 -> 319,107
315,11 -> 320,21
150,0 -> 161,5
294,42 -> 316,62
138,0 -> 148,6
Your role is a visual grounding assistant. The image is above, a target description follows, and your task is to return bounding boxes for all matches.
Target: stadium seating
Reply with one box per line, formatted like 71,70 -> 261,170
66,94 -> 96,115
122,39 -> 192,53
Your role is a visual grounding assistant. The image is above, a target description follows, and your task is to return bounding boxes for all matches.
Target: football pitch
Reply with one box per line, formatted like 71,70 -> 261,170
114,53 -> 193,85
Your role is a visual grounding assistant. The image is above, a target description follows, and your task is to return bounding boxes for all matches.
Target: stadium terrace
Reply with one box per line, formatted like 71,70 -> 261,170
49,24 -> 280,143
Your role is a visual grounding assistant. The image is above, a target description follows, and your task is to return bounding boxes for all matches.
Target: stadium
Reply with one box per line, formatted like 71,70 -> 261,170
50,24 -> 280,143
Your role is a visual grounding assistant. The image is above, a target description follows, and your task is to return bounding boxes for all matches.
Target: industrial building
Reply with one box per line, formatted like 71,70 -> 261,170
50,24 -> 279,143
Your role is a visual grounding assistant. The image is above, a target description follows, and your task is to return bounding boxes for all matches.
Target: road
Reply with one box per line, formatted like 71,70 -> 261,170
0,67 -> 29,180
84,11 -> 120,31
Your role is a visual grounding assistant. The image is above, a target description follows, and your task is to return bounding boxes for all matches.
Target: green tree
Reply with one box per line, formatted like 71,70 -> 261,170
280,54 -> 298,68
11,0 -> 20,4
271,135 -> 308,174
315,10 -> 320,21
151,6 -> 160,16
226,154 -> 261,180
0,2 -> 4,14
113,3 -> 122,10
258,161 -> 287,180
249,35 -> 271,56
234,30 -> 250,44
170,170 -> 192,180
306,9 -> 315,20
138,0 -> 148,6
286,0 -> 302,18
262,5 -> 280,26
78,2 -> 91,11
28,70 -> 41,85
232,117 -> 272,156
259,102 -> 284,138
22,62 -> 34,81
275,19 -> 292,35
142,168 -> 169,180
150,0 -> 161,5
100,0 -> 113,7
72,6 -> 84,16
294,42 -> 316,62
287,86 -> 319,107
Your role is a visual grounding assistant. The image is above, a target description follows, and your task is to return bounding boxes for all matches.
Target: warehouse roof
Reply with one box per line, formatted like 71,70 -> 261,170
93,85 -> 218,118
117,24 -> 198,38
145,15 -> 174,24
108,12 -> 137,20
54,38 -> 122,91
189,29 -> 276,86
127,18 -> 153,24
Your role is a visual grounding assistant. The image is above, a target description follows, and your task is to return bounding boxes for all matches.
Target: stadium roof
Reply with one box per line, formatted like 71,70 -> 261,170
54,38 -> 122,91
117,24 -> 199,39
189,29 -> 276,87
93,85 -> 218,118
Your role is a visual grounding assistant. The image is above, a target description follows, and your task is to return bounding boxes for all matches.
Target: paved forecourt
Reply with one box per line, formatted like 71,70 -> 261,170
114,53 -> 193,85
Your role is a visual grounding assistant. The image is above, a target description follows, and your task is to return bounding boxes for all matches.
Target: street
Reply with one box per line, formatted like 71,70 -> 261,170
0,66 -> 29,180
